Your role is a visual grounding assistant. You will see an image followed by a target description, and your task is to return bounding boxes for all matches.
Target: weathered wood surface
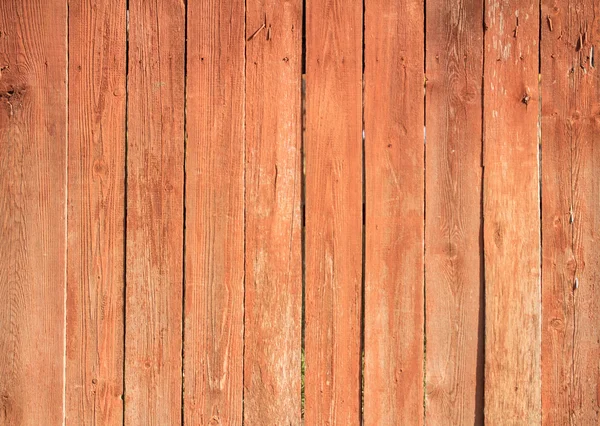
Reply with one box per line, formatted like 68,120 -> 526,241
244,0 -> 303,424
363,0 -> 425,423
483,0 -> 541,422
541,0 -> 600,423
0,0 -> 67,424
66,0 -> 126,424
184,0 -> 245,424
125,0 -> 185,424
425,0 -> 484,423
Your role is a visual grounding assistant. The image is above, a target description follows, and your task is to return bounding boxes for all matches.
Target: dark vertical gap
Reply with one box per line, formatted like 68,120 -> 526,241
422,0 -> 427,421
476,1 -> 487,422
537,0 -> 543,416
360,0 -> 366,423
241,0 -> 248,424
181,0 -> 188,423
122,2 -> 130,425
301,0 -> 307,420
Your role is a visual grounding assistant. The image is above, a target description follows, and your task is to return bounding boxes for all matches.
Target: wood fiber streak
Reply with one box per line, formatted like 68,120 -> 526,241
184,0 -> 245,424
541,0 -> 600,423
125,0 -> 185,424
304,0 -> 362,424
0,0 -> 67,424
483,0 -> 541,422
244,1 -> 303,424
363,0 -> 424,424
425,0 -> 484,423
66,0 -> 126,424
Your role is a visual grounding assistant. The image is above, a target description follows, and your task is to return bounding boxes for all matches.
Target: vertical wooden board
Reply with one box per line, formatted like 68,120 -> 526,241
244,1 -> 302,424
363,0 -> 424,424
66,0 -> 126,424
483,0 -> 541,422
424,0 -> 484,423
125,0 -> 185,424
541,1 -> 600,423
184,0 -> 245,424
0,0 -> 67,424
304,0 -> 362,423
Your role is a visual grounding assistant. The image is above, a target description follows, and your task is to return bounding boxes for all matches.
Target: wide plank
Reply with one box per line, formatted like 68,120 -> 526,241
0,0 -> 67,423
125,0 -> 185,424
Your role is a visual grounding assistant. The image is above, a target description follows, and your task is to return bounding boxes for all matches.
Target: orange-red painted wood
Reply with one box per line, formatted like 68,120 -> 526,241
66,0 -> 126,424
125,0 -> 185,424
363,0 -> 425,424
425,0 -> 484,423
244,1 -> 303,424
541,0 -> 600,423
0,0 -> 67,423
304,0 -> 363,423
483,0 -> 541,421
184,0 -> 245,424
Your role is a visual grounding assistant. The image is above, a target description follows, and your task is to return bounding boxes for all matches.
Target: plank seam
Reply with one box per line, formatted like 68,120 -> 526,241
181,0 -> 188,423
360,0 -> 366,423
422,0 -> 427,420
241,0 -> 248,422
63,0 -> 69,424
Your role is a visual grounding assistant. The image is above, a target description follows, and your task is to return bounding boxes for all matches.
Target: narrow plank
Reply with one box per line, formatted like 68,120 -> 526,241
66,0 -> 126,424
363,0 -> 425,423
243,1 -> 303,424
541,1 -> 600,423
424,0 -> 484,423
0,0 -> 67,424
125,0 -> 185,424
483,0 -> 541,422
184,0 -> 245,423
304,0 -> 362,423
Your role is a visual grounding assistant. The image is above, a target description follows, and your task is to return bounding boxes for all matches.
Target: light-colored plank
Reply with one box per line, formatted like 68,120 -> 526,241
66,0 -> 126,423
184,0 -> 245,423
243,1 -> 303,424
304,0 -> 363,423
0,0 -> 67,423
425,0 -> 484,423
363,0 -> 425,423
541,0 -> 600,423
483,0 -> 541,421
125,0 -> 185,424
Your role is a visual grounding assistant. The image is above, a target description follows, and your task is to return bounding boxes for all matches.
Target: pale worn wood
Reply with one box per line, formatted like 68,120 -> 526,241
66,0 -> 126,424
184,0 -> 245,423
0,0 -> 67,424
125,0 -> 185,424
243,0 -> 303,424
483,0 -> 541,421
304,0 -> 362,423
363,0 -> 424,424
541,0 -> 600,423
425,0 -> 484,423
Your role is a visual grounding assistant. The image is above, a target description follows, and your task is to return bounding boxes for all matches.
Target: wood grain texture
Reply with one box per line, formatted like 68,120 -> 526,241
425,0 -> 484,423
363,0 -> 424,424
483,0 -> 541,422
244,1 -> 303,424
0,0 -> 67,424
184,0 -> 245,424
304,0 -> 362,423
125,0 -> 185,424
541,0 -> 600,423
66,0 -> 126,424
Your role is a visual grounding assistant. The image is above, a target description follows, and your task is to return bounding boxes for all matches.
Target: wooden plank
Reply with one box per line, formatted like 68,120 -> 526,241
363,0 -> 424,424
183,0 -> 245,423
66,0 -> 126,424
243,1 -> 303,424
125,0 -> 185,424
304,0 -> 362,423
0,0 -> 67,424
483,0 -> 541,422
541,1 -> 600,423
424,0 -> 484,423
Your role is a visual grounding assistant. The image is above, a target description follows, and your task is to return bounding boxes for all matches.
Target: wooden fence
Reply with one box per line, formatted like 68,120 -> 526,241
0,0 -> 598,424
